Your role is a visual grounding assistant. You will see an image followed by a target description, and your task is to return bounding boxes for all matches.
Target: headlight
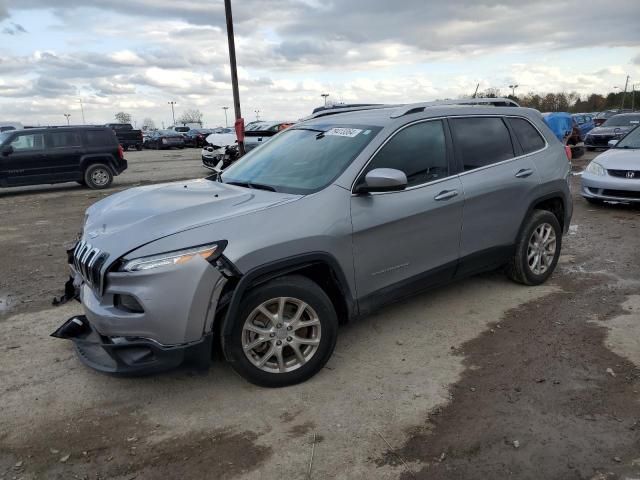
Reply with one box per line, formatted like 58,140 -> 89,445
120,242 -> 225,272
585,161 -> 606,176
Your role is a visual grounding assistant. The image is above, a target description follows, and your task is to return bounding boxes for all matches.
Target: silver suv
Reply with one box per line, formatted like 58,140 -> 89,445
53,99 -> 572,387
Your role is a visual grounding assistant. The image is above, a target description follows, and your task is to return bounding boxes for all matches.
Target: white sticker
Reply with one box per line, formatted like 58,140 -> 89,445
325,127 -> 362,138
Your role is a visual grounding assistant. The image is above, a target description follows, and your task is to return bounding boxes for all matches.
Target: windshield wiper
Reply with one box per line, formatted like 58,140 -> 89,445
225,180 -> 277,192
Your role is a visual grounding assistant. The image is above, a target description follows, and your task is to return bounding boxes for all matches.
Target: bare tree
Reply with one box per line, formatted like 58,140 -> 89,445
114,112 -> 132,124
177,109 -> 204,126
141,117 -> 156,131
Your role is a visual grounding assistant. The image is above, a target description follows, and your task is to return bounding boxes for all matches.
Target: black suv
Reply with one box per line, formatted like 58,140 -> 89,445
0,126 -> 127,189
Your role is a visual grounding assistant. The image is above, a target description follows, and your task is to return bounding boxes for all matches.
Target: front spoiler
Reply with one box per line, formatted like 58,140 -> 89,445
52,315 -> 212,376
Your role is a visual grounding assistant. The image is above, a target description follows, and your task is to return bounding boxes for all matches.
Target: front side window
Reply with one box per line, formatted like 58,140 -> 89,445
450,117 -> 514,171
49,131 -> 82,148
509,117 -> 546,154
10,133 -> 45,151
221,125 -> 381,194
363,120 -> 448,187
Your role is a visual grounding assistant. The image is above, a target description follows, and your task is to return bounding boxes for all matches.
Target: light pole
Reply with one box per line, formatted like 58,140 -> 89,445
620,75 -> 630,110
254,109 -> 260,121
321,93 -> 330,106
508,84 -> 519,97
632,84 -> 637,112
222,106 -> 229,127
168,101 -> 177,126
224,0 -> 245,155
78,98 -> 86,124
63,113 -> 71,125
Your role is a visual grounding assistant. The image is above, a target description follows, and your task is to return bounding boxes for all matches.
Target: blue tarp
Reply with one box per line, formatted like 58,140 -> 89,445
542,112 -> 573,141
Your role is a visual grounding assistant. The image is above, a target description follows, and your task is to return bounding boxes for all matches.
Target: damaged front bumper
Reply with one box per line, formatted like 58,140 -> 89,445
52,315 -> 211,375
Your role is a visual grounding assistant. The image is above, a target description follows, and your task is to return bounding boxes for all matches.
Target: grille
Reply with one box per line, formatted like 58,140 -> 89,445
602,189 -> 640,199
73,240 -> 109,294
608,169 -> 640,179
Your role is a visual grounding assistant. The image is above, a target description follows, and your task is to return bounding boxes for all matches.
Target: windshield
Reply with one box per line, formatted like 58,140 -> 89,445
603,115 -> 640,127
615,126 -> 640,149
220,125 -> 382,194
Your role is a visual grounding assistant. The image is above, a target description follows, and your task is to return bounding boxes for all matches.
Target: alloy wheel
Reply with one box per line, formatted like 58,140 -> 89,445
527,222 -> 556,275
241,297 -> 321,374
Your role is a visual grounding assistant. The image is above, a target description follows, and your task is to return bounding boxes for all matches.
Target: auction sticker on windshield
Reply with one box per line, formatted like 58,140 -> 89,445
325,127 -> 362,137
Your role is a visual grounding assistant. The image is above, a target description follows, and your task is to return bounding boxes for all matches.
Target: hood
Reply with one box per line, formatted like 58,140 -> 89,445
205,132 -> 236,148
593,148 -> 640,170
83,178 -> 299,260
588,125 -> 634,136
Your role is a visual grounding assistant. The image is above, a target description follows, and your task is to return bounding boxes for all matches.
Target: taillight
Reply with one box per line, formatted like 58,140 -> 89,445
564,146 -> 572,161
118,144 -> 124,159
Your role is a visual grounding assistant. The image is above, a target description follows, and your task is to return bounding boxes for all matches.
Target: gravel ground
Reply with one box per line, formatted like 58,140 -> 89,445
1,150 -> 639,479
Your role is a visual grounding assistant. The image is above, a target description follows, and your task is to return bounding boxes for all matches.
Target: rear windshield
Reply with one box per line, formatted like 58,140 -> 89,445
174,127 -> 190,132
603,115 -> 640,127
221,125 -> 382,194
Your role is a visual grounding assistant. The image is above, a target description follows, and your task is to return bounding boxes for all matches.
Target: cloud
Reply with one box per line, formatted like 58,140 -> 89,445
2,21 -> 27,34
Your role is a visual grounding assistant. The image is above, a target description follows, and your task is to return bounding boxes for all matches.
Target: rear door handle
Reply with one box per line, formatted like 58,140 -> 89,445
434,189 -> 459,201
515,168 -> 534,178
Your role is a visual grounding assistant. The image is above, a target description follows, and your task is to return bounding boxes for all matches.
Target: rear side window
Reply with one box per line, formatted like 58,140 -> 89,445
365,120 -> 448,187
85,130 -> 116,146
49,131 -> 82,148
450,117 -> 514,171
509,118 -> 546,154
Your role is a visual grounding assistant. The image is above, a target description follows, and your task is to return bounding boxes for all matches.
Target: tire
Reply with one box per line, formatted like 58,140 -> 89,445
506,210 -> 562,286
122,145 -> 129,151
223,275 -> 338,387
585,197 -> 604,206
571,146 -> 585,159
84,163 -> 113,190
587,147 -> 595,151
136,144 -> 142,151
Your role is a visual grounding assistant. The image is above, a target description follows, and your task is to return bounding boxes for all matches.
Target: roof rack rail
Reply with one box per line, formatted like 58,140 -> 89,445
307,103 -> 398,119
390,98 -> 520,118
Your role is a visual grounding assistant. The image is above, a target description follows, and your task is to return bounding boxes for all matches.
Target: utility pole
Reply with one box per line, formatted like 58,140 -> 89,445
321,93 -> 330,106
473,83 -> 480,98
620,75 -> 630,110
222,106 -> 229,127
79,98 -> 86,124
168,101 -> 177,126
632,84 -> 636,112
224,0 -> 245,155
63,113 -> 71,125
508,84 -> 519,97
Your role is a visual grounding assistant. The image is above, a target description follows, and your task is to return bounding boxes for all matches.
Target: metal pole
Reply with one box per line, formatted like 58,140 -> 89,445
473,83 -> 480,98
620,75 -> 630,110
168,101 -> 176,126
255,109 -> 260,121
79,99 -> 85,124
222,106 -> 229,127
64,113 -> 71,125
224,0 -> 245,155
632,84 -> 636,112
321,93 -> 329,106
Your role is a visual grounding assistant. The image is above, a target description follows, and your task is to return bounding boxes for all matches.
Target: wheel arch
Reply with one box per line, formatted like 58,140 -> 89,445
518,192 -> 567,241
80,154 -> 118,175
220,252 -> 356,339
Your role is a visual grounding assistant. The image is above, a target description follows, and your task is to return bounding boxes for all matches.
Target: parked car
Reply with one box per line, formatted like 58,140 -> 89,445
0,121 -> 23,133
145,129 -> 186,149
571,113 -> 595,138
53,99 -> 572,387
105,123 -> 143,151
581,126 -> 640,204
201,128 -> 237,171
585,113 -> 640,150
593,109 -> 631,127
170,126 -> 191,135
0,126 -> 127,189
183,128 -> 213,148
244,121 -> 294,152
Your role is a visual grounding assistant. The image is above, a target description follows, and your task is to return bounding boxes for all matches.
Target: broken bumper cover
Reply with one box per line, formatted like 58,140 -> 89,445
52,315 -> 211,375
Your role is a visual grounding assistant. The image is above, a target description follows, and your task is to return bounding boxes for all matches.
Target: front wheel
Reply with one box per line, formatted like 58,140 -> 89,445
506,210 -> 562,285
587,147 -> 595,151
84,163 -> 113,189
223,275 -> 338,387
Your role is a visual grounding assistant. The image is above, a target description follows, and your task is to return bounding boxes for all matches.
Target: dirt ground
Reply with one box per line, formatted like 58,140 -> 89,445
1,150 -> 639,479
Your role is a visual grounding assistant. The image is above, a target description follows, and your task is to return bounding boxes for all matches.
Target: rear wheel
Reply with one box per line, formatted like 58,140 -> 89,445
223,275 -> 338,387
507,210 -> 561,285
84,163 -> 113,189
587,147 -> 595,151
135,144 -> 142,151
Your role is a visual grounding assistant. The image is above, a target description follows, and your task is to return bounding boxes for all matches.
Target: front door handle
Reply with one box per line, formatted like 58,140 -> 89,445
515,168 -> 534,178
434,189 -> 459,201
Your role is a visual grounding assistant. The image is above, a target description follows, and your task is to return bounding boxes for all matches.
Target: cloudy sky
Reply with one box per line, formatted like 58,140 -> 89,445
1,0 -> 639,127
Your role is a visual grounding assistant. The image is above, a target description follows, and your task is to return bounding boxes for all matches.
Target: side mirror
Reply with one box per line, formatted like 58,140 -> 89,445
608,140 -> 619,147
1,145 -> 13,156
355,168 -> 408,194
